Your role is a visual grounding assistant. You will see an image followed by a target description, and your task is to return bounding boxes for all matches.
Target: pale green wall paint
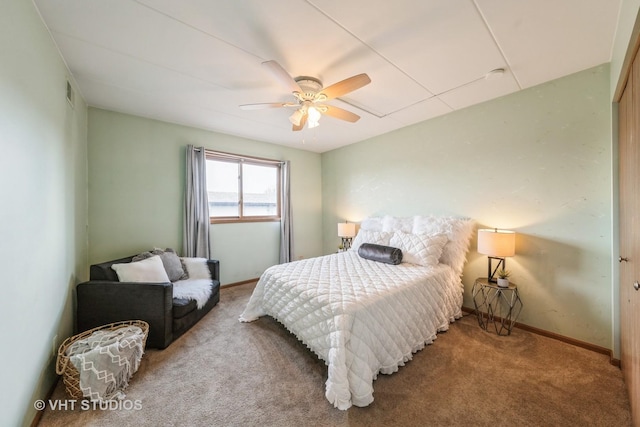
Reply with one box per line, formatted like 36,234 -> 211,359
88,109 -> 323,284
0,1 -> 88,425
322,65 -> 613,348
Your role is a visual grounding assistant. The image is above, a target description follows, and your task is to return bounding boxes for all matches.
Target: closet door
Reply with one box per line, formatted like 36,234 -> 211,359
619,52 -> 640,425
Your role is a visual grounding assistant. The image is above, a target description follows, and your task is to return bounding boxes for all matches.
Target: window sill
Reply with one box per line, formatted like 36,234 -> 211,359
210,217 -> 281,224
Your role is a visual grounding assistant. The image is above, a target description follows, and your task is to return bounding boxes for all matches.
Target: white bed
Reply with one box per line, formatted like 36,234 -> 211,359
239,215 -> 474,410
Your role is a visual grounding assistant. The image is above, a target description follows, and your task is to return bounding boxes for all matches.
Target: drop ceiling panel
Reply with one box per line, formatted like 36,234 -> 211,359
438,70 -> 520,110
135,0 -> 434,116
35,0 -> 260,88
54,34 -> 206,93
135,0 -> 347,70
475,0 -> 621,88
386,97 -> 453,127
310,0 -> 507,94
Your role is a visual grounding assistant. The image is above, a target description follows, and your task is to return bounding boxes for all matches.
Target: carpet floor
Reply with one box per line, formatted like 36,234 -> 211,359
39,282 -> 631,426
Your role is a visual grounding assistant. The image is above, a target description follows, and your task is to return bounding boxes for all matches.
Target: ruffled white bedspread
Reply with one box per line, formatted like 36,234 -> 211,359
239,251 -> 463,410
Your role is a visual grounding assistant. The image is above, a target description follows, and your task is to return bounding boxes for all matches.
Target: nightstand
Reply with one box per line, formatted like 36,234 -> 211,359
472,277 -> 523,336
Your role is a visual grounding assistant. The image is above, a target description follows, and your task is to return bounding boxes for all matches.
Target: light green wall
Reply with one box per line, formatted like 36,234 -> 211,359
322,65 -> 613,349
88,109 -> 323,284
0,1 -> 88,425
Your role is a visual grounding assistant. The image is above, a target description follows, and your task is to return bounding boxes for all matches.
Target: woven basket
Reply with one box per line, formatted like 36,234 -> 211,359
55,320 -> 149,399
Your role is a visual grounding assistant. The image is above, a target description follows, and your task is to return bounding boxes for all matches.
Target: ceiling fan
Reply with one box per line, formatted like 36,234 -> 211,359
240,60 -> 371,131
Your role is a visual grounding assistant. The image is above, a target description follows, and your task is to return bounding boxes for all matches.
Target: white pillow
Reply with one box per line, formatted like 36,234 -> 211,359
111,255 -> 170,283
350,230 -> 392,252
412,216 -> 475,275
389,233 -> 448,267
180,257 -> 211,280
359,217 -> 383,231
382,215 -> 414,233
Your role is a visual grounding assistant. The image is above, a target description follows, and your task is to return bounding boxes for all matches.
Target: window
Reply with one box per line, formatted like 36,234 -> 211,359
205,150 -> 281,223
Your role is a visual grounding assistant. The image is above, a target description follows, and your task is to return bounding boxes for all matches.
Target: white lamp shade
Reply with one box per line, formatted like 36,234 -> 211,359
477,229 -> 515,257
338,222 -> 356,238
307,106 -> 321,128
289,109 -> 304,126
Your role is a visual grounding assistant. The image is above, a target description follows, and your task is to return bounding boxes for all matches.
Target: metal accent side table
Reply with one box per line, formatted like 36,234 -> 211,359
472,277 -> 523,336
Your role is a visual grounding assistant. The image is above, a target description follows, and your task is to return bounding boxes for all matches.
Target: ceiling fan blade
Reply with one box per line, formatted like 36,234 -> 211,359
262,60 -> 302,93
321,105 -> 361,123
292,113 -> 308,131
240,102 -> 294,110
318,73 -> 371,100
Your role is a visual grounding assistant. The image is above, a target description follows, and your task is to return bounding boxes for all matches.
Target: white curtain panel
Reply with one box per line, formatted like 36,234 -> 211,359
183,145 -> 211,258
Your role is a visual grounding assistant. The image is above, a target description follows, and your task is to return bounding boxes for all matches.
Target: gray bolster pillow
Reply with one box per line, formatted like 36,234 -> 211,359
358,243 -> 403,265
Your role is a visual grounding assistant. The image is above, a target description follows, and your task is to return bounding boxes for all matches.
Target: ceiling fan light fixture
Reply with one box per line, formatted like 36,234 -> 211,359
307,106 -> 321,128
289,109 -> 304,126
243,61 -> 371,133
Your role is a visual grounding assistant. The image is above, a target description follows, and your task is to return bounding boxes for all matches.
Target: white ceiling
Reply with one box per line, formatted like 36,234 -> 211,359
34,0 -> 621,153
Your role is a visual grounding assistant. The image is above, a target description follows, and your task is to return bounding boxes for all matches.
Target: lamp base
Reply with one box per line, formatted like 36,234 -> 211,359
487,256 -> 506,282
341,237 -> 353,251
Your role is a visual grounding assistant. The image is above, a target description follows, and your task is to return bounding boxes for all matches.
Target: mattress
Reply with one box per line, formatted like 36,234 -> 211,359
239,250 -> 463,409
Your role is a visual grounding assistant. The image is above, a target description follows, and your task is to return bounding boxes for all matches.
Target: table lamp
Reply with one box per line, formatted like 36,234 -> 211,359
338,222 -> 356,250
477,228 -> 515,282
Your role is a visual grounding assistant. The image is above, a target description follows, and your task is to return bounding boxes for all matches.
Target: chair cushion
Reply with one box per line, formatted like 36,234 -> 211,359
172,298 -> 197,319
